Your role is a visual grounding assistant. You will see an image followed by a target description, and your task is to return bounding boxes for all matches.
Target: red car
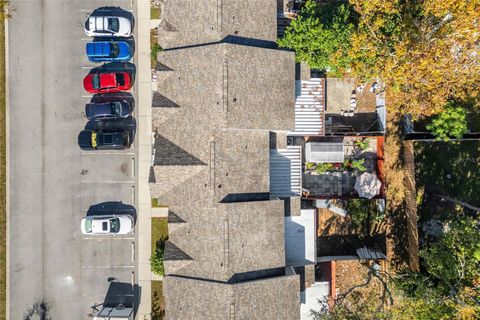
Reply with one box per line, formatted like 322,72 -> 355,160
83,72 -> 132,93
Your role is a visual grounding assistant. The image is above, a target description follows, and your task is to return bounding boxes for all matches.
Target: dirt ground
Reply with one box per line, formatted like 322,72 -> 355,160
383,113 -> 419,271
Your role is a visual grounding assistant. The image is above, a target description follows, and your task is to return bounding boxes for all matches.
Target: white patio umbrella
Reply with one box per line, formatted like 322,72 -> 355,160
354,172 -> 382,199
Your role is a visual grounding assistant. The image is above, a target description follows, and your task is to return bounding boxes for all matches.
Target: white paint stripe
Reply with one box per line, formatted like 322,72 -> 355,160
82,95 -> 93,98
81,66 -> 94,69
131,242 -> 135,262
81,152 -> 135,155
81,180 -> 135,184
131,157 -> 135,177
131,186 -> 135,206
83,237 -> 135,240
81,38 -> 91,41
81,265 -> 135,269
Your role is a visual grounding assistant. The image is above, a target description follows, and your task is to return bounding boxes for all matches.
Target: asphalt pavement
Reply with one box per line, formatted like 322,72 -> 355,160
8,0 -> 138,318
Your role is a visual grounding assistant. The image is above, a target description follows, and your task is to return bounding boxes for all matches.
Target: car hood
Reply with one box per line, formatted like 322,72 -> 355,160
118,216 -> 134,234
117,17 -> 132,35
117,42 -> 132,60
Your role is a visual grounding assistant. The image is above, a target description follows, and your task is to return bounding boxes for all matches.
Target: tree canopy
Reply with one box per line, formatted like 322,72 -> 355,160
277,0 -> 355,76
279,0 -> 480,118
426,103 -> 468,141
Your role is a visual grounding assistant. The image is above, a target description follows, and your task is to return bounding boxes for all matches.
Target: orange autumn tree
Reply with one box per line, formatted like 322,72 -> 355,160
347,0 -> 480,117
280,0 -> 480,118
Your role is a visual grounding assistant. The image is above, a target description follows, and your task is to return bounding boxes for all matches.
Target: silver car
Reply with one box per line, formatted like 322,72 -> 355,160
84,15 -> 132,37
81,215 -> 134,235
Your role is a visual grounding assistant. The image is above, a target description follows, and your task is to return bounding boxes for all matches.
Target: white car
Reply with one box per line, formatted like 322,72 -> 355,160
81,215 -> 134,235
84,15 -> 132,37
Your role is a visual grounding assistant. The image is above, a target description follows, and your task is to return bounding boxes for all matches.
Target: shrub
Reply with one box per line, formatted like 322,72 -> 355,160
151,43 -> 163,62
350,159 -> 366,172
150,244 -> 165,276
315,163 -> 334,174
306,162 -> 316,170
355,139 -> 370,151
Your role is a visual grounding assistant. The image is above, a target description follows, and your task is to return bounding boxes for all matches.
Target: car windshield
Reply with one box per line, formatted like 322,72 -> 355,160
112,102 -> 122,115
108,18 -> 120,32
92,75 -> 100,89
110,42 -> 119,57
110,218 -> 120,233
116,73 -> 125,86
84,219 -> 92,233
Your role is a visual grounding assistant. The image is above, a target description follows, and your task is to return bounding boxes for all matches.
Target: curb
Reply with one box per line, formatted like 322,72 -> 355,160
4,10 -> 10,320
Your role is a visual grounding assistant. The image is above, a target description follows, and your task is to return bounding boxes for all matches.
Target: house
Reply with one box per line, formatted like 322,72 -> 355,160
151,1 -> 302,319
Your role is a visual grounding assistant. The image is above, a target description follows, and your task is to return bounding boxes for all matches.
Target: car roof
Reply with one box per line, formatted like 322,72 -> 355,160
98,131 -> 127,146
86,42 -> 110,57
86,103 -> 113,116
91,217 -> 112,233
99,73 -> 117,88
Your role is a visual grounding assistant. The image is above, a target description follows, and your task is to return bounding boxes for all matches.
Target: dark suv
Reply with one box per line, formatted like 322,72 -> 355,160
85,100 -> 132,120
78,130 -> 131,150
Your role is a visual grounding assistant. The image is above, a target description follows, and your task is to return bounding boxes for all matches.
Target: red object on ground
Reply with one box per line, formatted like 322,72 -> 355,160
83,72 -> 132,93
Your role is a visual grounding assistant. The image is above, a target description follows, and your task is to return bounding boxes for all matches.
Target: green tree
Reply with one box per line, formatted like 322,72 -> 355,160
420,217 -> 480,296
426,104 -> 468,141
277,0 -> 355,75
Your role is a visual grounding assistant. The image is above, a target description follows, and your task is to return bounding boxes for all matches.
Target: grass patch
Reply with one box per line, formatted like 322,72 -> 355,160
0,17 -> 6,318
151,218 -> 168,256
415,140 -> 480,220
151,280 -> 165,320
151,218 -> 168,276
150,29 -> 160,69
150,7 -> 161,20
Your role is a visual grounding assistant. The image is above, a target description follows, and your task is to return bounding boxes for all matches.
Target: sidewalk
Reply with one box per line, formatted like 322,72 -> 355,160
136,0 -> 154,319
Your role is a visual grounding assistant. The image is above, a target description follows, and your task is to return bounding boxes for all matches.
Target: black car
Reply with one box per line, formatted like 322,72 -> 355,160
85,100 -> 132,120
78,130 -> 131,150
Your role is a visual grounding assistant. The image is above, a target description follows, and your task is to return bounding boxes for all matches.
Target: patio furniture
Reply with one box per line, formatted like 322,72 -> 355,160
354,172 -> 382,199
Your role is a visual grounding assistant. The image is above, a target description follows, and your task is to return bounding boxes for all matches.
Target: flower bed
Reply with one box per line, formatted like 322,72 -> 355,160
305,159 -> 367,175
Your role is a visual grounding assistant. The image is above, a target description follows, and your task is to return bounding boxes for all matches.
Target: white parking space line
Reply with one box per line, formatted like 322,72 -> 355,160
81,265 -> 135,269
81,180 -> 135,184
81,66 -> 94,69
81,38 -> 91,41
82,237 -> 135,240
81,152 -> 135,155
131,186 -> 135,206
131,158 -> 135,177
131,242 -> 135,262
82,95 -> 93,98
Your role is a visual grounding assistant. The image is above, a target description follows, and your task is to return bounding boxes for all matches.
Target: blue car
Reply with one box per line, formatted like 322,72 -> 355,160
86,41 -> 133,63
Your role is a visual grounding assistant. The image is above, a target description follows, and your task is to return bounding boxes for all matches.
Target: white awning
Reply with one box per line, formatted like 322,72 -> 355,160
270,146 -> 302,197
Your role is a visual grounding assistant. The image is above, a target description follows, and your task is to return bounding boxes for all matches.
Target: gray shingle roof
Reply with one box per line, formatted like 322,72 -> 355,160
158,0 -> 278,49
164,274 -> 300,320
150,1 -> 299,318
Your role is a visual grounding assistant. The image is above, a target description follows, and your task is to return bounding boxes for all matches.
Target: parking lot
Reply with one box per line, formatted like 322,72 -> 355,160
8,0 -> 138,318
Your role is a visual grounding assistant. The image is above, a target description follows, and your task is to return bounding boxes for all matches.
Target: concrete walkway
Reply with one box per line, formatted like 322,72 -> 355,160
136,0 -> 154,319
